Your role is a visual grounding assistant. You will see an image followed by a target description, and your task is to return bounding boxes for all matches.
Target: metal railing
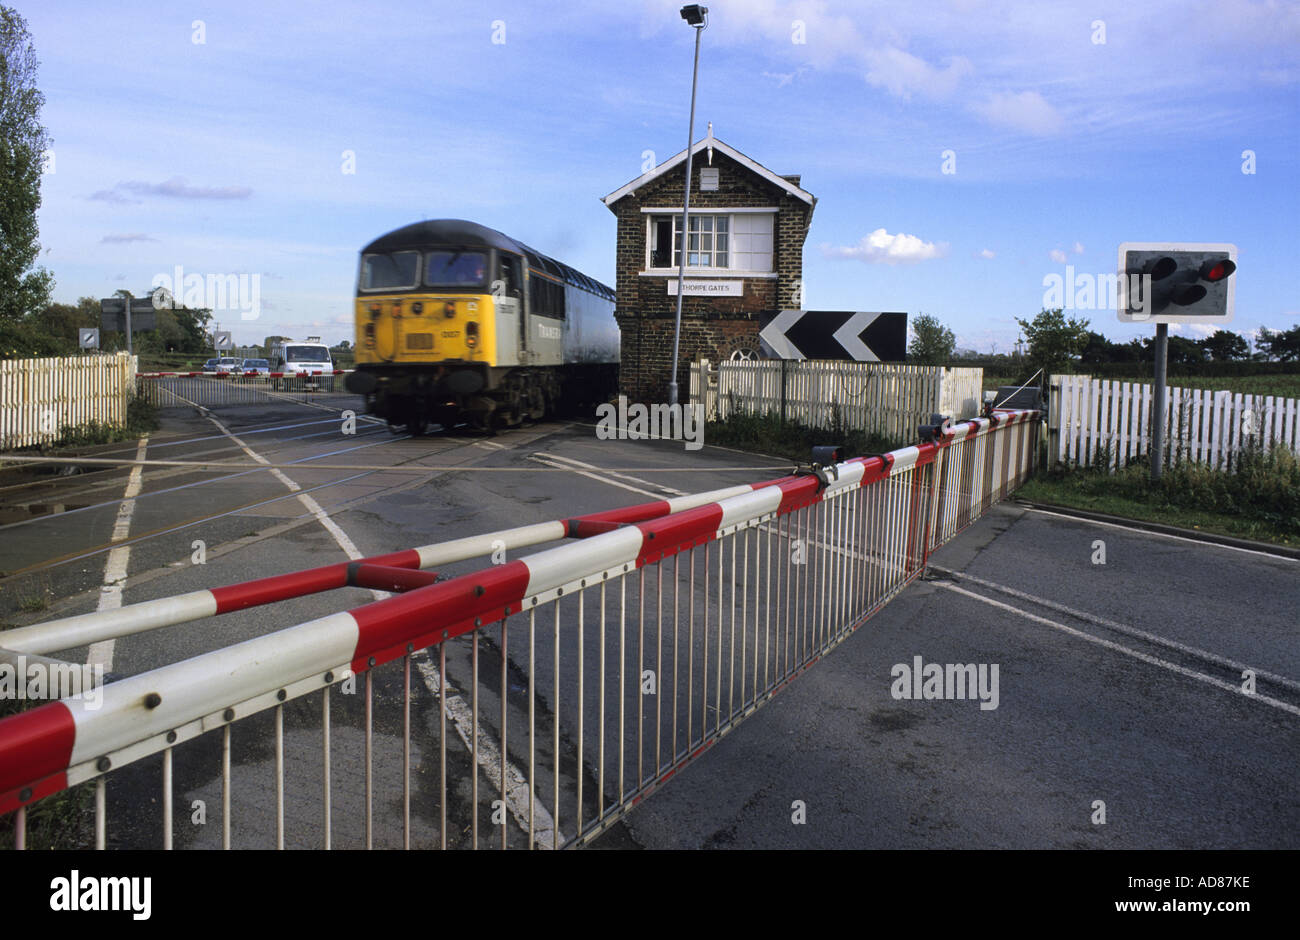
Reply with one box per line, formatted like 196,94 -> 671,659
0,410 -> 1039,849
136,371 -> 352,410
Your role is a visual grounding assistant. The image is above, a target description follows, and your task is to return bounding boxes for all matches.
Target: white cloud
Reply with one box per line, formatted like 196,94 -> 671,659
863,47 -> 973,101
972,91 -> 1065,136
1049,248 -> 1068,264
823,228 -> 947,265
762,68 -> 808,87
1072,242 -> 1085,255
978,248 -> 996,259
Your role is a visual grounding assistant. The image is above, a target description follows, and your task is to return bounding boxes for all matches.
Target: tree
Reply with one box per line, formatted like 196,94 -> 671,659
1257,325 -> 1300,362
1199,329 -> 1249,361
1016,308 -> 1090,378
0,6 -> 53,323
907,313 -> 955,364
37,296 -> 98,353
1079,330 -> 1114,365
1141,334 -> 1206,365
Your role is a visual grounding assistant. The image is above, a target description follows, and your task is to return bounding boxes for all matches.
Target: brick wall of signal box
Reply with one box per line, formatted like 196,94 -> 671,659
608,150 -> 812,403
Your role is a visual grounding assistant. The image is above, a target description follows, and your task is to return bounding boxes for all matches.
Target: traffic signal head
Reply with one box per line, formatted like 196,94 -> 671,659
1117,242 -> 1237,323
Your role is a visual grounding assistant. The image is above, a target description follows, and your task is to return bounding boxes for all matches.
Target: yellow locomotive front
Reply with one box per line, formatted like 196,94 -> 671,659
346,222 -> 517,432
345,219 -> 618,433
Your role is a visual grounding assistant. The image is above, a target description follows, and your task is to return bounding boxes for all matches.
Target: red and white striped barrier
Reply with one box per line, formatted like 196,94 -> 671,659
135,370 -> 348,378
0,410 -> 1040,840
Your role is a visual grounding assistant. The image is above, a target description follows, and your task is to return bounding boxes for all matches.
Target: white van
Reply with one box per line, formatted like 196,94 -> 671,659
270,340 -> 333,375
269,340 -> 333,388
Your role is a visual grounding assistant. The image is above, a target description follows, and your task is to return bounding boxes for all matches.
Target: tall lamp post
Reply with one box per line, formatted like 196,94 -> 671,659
667,3 -> 708,407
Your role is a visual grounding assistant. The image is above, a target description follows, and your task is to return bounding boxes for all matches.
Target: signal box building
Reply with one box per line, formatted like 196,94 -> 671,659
602,134 -> 815,401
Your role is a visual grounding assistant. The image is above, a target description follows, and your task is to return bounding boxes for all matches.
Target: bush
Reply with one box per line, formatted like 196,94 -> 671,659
705,407 -> 901,464
51,394 -> 159,448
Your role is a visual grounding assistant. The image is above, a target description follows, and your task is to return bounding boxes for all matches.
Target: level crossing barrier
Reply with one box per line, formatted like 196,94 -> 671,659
136,371 -> 351,410
0,409 -> 1040,849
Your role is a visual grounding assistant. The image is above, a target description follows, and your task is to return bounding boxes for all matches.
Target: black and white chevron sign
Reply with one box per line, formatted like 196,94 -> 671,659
759,310 -> 907,361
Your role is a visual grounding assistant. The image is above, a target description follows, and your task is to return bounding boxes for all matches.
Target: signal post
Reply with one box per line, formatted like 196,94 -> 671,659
1117,242 -> 1238,481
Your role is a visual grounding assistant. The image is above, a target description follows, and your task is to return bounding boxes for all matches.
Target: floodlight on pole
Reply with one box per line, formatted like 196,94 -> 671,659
667,4 -> 708,407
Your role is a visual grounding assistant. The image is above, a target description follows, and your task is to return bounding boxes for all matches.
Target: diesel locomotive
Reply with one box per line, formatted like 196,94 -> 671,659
345,219 -> 619,432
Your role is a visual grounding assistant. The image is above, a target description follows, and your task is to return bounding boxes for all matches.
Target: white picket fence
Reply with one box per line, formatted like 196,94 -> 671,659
0,353 -> 138,450
1050,373 -> 1300,471
690,359 -> 984,443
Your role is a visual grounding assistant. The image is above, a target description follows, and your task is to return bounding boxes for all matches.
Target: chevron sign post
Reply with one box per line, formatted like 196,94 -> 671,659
759,310 -> 907,361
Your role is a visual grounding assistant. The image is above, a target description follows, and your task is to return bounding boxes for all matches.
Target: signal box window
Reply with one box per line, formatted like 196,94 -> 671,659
361,251 -> 419,290
425,250 -> 488,288
648,213 -> 775,272
649,214 -> 732,269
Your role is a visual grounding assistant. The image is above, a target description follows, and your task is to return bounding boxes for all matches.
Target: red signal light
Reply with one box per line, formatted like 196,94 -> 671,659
1199,258 -> 1236,282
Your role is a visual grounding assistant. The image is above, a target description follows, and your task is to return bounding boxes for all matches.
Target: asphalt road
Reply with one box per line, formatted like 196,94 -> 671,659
596,502 -> 1300,849
2,394 -> 1296,850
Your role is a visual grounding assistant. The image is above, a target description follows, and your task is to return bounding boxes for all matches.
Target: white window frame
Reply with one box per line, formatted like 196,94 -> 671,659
642,208 -> 777,278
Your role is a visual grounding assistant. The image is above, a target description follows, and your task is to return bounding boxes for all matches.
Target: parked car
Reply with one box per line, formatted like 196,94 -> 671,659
216,357 -> 240,372
202,358 -> 219,372
238,358 -> 270,375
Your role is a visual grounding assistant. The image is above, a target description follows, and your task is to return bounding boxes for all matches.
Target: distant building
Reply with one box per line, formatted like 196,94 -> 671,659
602,133 -> 815,401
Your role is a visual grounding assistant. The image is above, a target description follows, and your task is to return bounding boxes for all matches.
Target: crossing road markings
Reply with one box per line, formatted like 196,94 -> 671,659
929,565 -> 1300,695
528,452 -> 688,498
198,412 -> 552,846
933,580 -> 1300,718
412,656 -> 563,849
87,437 -> 149,671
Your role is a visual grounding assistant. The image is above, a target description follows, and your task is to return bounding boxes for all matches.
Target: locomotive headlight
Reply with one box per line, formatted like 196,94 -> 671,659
444,301 -> 456,318
368,303 -> 381,318
412,302 -> 424,314
466,321 -> 478,347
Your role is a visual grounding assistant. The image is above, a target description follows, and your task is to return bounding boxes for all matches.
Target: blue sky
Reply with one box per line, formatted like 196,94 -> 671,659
23,0 -> 1300,352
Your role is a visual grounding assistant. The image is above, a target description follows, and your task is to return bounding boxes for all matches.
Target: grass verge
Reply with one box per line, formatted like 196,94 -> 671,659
1021,445 -> 1300,547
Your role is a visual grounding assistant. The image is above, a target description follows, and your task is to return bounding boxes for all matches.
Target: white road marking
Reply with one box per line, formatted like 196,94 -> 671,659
202,412 -> 374,576
929,566 -> 1300,693
934,581 -> 1300,718
87,438 -> 150,670
530,452 -> 687,497
528,455 -> 668,500
413,655 -> 564,849
1020,506 -> 1300,563
200,411 -> 553,846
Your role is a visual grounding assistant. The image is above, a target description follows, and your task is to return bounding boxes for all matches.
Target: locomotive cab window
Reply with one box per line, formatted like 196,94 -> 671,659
360,251 -> 420,290
496,254 -> 522,299
425,250 -> 488,288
